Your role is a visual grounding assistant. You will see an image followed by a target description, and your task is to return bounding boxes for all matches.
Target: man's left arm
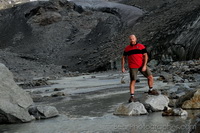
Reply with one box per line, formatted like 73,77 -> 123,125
142,53 -> 148,71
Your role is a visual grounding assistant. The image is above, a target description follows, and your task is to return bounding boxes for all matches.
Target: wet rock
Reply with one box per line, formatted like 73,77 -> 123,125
91,76 -> 96,78
176,84 -> 192,93
148,59 -> 158,68
54,88 -> 64,91
176,92 -> 186,98
162,107 -> 188,116
182,89 -> 200,109
120,75 -> 129,84
144,95 -> 169,111
19,78 -> 51,89
51,92 -> 65,97
173,75 -> 184,83
157,72 -> 173,82
32,90 -> 43,94
163,84 -> 193,100
168,99 -> 177,107
114,102 -> 147,116
121,76 -> 126,84
0,63 -> 33,123
175,90 -> 196,107
31,94 -> 43,102
29,105 -> 59,119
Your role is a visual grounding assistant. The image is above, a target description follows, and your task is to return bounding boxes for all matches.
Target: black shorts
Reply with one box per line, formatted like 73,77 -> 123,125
129,66 -> 152,81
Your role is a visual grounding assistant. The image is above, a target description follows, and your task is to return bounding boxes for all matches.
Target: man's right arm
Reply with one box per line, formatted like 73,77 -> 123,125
121,55 -> 126,73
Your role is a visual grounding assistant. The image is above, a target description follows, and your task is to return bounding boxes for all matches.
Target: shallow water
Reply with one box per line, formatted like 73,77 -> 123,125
0,111 -> 199,133
1,71 -> 199,133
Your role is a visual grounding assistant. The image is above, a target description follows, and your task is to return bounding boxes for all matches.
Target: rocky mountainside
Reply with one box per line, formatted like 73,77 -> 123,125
121,0 -> 200,62
0,0 -> 200,81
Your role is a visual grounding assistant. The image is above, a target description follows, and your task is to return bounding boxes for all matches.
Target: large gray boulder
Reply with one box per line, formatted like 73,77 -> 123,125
0,63 -> 34,123
114,102 -> 147,116
144,95 -> 169,111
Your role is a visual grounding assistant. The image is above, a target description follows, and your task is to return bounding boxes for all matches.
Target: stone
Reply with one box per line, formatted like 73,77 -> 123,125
114,102 -> 147,116
120,75 -> 129,84
166,84 -> 192,99
173,75 -> 184,83
29,105 -> 59,119
37,105 -> 59,119
157,72 -> 173,82
29,11 -> 62,26
144,95 -> 169,111
175,90 -> 196,107
176,92 -> 186,98
51,92 -> 65,97
0,63 -> 33,123
54,88 -> 64,91
173,108 -> 188,116
162,107 -> 188,116
148,59 -> 158,68
158,72 -> 173,82
168,99 -> 177,107
182,89 -> 200,109
31,94 -> 43,102
176,83 -> 192,93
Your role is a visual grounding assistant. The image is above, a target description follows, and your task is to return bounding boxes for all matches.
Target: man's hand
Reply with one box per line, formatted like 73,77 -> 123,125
142,65 -> 147,72
122,67 -> 126,73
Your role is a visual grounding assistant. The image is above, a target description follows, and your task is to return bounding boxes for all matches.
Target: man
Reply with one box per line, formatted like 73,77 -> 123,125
121,35 -> 158,103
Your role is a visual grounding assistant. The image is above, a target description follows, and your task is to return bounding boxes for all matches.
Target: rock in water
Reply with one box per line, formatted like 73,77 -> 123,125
114,102 -> 147,116
0,63 -> 33,123
144,95 -> 169,111
29,105 -> 59,119
162,107 -> 188,116
182,89 -> 200,109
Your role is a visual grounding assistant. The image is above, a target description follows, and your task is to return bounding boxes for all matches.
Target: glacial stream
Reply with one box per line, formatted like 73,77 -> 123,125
0,71 -> 199,133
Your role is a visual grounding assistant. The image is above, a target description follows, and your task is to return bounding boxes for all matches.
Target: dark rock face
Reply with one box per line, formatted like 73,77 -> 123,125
121,0 -> 200,62
0,0 -> 143,80
0,0 -> 200,81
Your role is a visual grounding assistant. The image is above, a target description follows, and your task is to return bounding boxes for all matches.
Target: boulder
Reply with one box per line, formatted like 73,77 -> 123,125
163,84 -> 193,100
29,105 -> 59,120
114,102 -> 147,116
0,63 -> 33,123
182,89 -> 200,109
173,75 -> 184,83
51,92 -> 65,97
144,95 -> 169,111
157,72 -> 173,82
120,75 -> 130,84
162,107 -> 188,116
175,90 -> 196,107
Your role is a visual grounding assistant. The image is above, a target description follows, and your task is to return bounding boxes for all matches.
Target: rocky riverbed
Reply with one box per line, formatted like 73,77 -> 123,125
1,59 -> 200,132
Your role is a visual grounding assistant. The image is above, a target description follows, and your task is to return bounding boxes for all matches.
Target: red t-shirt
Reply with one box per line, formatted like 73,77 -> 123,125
123,43 -> 147,68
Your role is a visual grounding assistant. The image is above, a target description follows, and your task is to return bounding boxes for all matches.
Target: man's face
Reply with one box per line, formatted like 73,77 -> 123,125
129,35 -> 137,45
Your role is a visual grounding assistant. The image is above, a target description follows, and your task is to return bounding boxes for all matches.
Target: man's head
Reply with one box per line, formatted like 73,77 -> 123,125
129,35 -> 137,45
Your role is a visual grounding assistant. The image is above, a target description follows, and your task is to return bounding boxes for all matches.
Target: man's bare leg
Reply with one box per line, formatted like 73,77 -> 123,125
147,75 -> 153,88
130,80 -> 136,94
128,80 -> 136,103
147,75 -> 159,95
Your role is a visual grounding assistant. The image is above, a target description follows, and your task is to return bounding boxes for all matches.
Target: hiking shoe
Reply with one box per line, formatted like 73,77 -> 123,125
128,96 -> 137,103
148,90 -> 159,95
